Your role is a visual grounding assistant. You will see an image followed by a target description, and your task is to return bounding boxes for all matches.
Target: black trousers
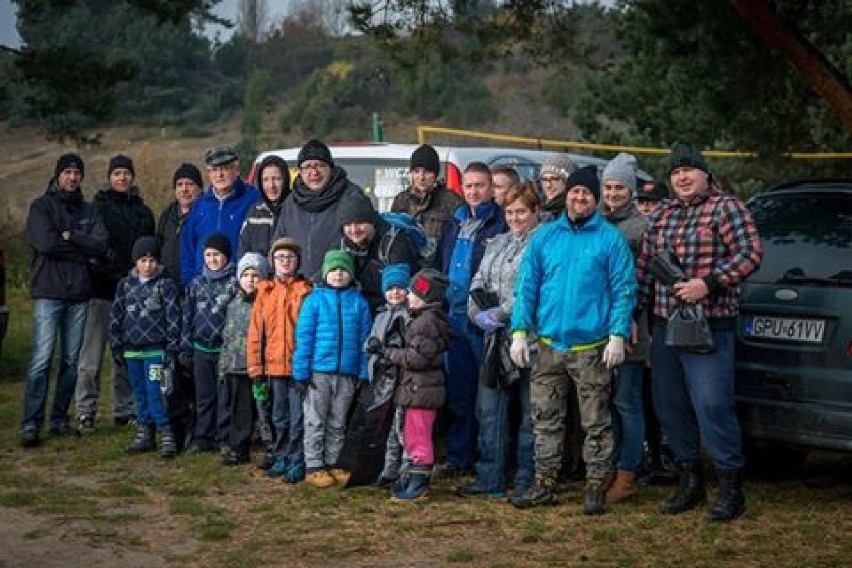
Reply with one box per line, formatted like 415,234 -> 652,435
228,373 -> 253,456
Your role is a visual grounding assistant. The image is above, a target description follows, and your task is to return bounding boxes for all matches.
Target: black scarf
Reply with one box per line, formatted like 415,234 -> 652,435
291,167 -> 350,213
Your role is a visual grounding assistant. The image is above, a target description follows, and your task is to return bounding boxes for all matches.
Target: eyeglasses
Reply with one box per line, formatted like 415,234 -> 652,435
299,162 -> 330,173
539,176 -> 561,183
273,253 -> 298,262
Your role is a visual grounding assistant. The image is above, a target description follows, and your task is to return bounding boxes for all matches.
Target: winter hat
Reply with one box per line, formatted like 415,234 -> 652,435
636,180 -> 669,202
668,142 -> 708,174
131,236 -> 159,263
55,152 -> 85,179
297,139 -> 334,168
409,268 -> 448,305
203,232 -> 232,261
256,155 -> 291,195
237,252 -> 270,279
339,196 -> 380,230
268,237 -> 302,267
321,249 -> 355,279
382,263 -> 411,294
602,152 -> 637,194
108,154 -> 135,177
173,162 -> 204,188
204,146 -> 239,167
566,165 -> 601,203
410,144 -> 440,175
539,154 -> 576,180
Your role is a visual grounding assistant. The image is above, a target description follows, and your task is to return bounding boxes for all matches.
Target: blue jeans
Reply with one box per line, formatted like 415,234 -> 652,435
444,314 -> 483,470
126,354 -> 169,429
22,299 -> 88,431
474,370 -> 534,492
651,324 -> 744,470
271,378 -> 304,463
611,361 -> 646,472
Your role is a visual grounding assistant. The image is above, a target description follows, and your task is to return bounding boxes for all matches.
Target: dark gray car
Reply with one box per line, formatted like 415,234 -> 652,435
735,179 -> 852,463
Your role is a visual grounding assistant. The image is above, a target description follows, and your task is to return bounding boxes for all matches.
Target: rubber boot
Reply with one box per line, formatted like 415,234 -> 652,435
159,426 -> 177,459
707,469 -> 746,522
660,461 -> 706,515
391,467 -> 431,502
605,470 -> 637,504
125,424 -> 156,454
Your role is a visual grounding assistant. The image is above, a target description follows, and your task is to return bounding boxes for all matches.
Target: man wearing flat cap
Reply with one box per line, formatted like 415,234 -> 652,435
635,142 -> 762,522
272,139 -> 375,281
180,147 -> 260,286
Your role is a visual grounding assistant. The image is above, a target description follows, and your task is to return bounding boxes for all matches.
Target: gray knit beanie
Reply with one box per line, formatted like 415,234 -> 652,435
602,152 -> 638,194
237,252 -> 270,279
539,154 -> 576,180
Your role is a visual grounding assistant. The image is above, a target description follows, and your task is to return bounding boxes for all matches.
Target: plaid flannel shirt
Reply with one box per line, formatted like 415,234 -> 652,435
636,191 -> 762,320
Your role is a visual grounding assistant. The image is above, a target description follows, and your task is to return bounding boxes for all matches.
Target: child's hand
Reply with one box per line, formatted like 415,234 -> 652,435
252,380 -> 270,402
365,337 -> 384,355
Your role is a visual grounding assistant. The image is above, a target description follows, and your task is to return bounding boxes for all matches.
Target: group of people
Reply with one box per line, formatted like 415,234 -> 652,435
19,138 -> 762,521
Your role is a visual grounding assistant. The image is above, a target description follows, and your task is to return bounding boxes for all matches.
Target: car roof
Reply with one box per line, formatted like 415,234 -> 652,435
761,178 -> 852,194
254,142 -> 651,177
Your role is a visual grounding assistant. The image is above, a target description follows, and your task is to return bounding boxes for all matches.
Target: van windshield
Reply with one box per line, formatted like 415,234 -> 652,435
748,190 -> 852,285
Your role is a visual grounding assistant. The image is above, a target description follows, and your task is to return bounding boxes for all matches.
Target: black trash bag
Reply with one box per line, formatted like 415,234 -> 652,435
648,248 -> 686,287
480,330 -> 520,390
470,287 -> 500,311
666,301 -> 715,354
337,317 -> 406,487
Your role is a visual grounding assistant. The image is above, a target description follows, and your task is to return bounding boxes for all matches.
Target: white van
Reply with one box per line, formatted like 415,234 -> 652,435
250,142 -> 649,212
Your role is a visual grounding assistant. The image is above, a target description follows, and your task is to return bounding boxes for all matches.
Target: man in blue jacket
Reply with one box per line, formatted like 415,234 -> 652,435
434,162 -> 507,476
180,147 -> 260,286
509,166 -> 636,515
21,153 -> 108,447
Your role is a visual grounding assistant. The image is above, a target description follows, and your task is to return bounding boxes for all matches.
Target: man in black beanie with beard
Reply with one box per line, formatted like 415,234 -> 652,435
272,139 -> 375,281
21,153 -> 109,447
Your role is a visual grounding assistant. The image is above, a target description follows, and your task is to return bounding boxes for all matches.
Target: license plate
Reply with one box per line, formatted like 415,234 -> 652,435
744,316 -> 826,343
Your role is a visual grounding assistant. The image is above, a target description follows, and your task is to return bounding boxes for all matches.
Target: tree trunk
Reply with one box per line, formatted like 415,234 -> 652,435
731,0 -> 852,132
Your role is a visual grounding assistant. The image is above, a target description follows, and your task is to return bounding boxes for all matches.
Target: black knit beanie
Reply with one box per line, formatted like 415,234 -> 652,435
108,154 -> 135,177
339,196 -> 380,230
173,163 -> 204,189
132,236 -> 160,262
668,142 -> 709,174
410,144 -> 440,175
410,268 -> 448,305
55,153 -> 85,179
297,139 -> 334,168
566,165 -> 601,203
203,232 -> 232,261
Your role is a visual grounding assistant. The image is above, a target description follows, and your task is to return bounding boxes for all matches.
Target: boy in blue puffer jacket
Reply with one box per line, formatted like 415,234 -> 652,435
181,233 -> 238,454
293,250 -> 371,488
110,236 -> 181,458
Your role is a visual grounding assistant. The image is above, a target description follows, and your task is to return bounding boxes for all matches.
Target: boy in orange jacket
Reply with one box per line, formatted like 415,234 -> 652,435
247,238 -> 313,482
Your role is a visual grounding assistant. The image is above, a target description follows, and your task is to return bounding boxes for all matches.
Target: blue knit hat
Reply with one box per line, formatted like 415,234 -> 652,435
382,263 -> 411,293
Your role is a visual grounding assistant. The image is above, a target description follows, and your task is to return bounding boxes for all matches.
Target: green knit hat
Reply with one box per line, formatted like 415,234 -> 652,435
322,249 -> 355,279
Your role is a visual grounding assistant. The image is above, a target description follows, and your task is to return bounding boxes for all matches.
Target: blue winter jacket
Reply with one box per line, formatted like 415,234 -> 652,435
511,211 -> 636,352
436,201 -> 507,316
292,285 -> 372,381
179,178 -> 260,286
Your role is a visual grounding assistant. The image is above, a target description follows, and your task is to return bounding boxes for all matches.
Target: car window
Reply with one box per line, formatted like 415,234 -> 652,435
331,159 -> 427,212
749,191 -> 852,284
485,155 -> 542,181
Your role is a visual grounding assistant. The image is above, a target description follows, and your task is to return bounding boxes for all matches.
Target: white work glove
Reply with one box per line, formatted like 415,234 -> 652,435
510,336 -> 530,368
602,335 -> 625,369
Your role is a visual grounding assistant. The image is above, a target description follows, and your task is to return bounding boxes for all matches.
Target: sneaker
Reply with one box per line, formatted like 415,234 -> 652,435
256,450 -> 275,471
455,481 -> 507,499
266,459 -> 291,478
284,461 -> 306,484
304,469 -> 336,489
21,427 -> 41,448
221,450 -> 250,466
373,475 -> 398,489
431,462 -> 469,480
48,423 -> 81,437
186,442 -> 217,454
78,415 -> 95,434
510,478 -> 557,509
329,468 -> 351,486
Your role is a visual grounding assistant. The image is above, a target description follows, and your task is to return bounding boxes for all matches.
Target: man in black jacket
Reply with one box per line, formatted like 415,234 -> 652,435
22,153 -> 108,447
273,140 -> 374,281
74,155 -> 155,432
239,155 -> 290,258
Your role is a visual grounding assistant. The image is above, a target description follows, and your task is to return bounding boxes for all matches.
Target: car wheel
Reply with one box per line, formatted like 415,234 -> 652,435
745,441 -> 809,480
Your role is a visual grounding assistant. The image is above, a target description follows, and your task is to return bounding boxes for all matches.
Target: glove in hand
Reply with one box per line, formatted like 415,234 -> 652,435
510,336 -> 530,368
602,336 -> 626,369
252,380 -> 270,402
474,308 -> 504,334
365,337 -> 384,355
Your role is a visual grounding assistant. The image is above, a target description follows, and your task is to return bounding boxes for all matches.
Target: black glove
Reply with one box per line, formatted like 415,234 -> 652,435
365,337 -> 383,356
178,351 -> 192,368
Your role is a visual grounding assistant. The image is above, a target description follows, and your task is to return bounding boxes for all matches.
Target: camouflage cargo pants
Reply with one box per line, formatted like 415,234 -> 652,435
531,343 -> 614,482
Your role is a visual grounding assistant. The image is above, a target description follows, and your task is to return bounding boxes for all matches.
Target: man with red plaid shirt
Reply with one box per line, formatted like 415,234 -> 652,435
636,142 -> 762,523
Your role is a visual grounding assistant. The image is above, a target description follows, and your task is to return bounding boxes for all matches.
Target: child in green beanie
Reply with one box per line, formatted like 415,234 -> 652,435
292,249 -> 372,488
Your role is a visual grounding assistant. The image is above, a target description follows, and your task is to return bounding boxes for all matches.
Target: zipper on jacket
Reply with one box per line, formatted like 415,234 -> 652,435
336,289 -> 343,374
